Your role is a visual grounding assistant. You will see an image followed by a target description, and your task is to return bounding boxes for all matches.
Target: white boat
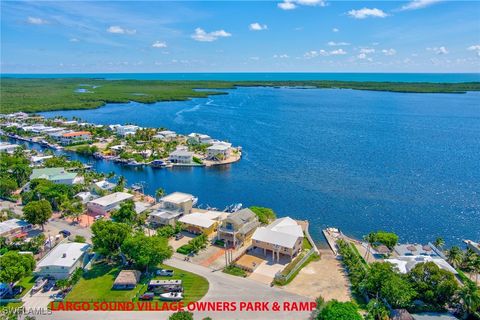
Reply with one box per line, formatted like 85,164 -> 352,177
192,197 -> 198,206
159,292 -> 183,301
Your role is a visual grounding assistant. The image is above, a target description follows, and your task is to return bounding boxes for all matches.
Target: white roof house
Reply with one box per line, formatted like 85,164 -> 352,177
87,192 -> 134,215
386,256 -> 458,274
179,213 -> 216,229
0,142 -> 20,154
88,192 -> 133,207
0,219 -> 32,238
252,217 -> 304,249
161,192 -> 195,204
36,242 -> 90,279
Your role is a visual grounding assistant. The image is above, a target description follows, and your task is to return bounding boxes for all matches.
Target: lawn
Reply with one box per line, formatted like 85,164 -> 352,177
63,262 -> 209,307
302,236 -> 313,250
223,265 -> 247,278
66,263 -> 141,302
137,264 -> 209,304
15,275 -> 36,298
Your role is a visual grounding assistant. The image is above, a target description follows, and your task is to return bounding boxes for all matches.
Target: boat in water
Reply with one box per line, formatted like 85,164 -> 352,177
159,292 -> 183,301
126,160 -> 143,166
150,159 -> 166,168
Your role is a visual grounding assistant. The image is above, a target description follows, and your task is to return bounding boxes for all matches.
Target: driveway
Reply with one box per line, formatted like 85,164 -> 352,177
22,288 -> 60,310
168,231 -> 195,250
247,248 -> 289,285
45,219 -> 93,243
41,257 -> 314,320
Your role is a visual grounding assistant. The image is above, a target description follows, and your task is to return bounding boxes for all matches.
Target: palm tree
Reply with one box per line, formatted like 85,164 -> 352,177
434,237 -> 445,251
364,232 -> 376,262
457,282 -> 480,316
446,246 -> 464,268
155,188 -> 165,202
470,255 -> 480,283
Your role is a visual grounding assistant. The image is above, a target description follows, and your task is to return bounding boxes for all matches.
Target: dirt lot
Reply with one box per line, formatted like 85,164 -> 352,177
284,249 -> 351,301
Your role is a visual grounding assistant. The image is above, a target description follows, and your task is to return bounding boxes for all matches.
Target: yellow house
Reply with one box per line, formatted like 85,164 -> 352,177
178,211 -> 225,237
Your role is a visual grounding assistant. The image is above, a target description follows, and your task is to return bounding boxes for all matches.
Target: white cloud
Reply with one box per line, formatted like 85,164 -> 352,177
347,8 -> 389,19
27,17 -> 49,25
249,22 -> 268,31
330,49 -> 347,55
107,26 -> 136,35
273,54 -> 290,59
249,56 -> 260,61
427,46 -> 448,55
328,41 -> 350,46
191,28 -> 231,42
69,38 -> 79,42
360,48 -> 375,54
399,0 -> 442,11
304,48 -> 347,58
382,48 -> 397,56
152,41 -> 167,48
467,44 -> 480,56
332,28 -> 339,32
278,0 -> 326,10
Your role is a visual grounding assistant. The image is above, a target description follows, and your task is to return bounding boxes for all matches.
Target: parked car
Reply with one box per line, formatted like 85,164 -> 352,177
59,230 -> 71,237
94,215 -> 104,221
50,292 -> 65,301
42,280 -> 55,292
11,286 -> 24,297
32,277 -> 47,292
174,233 -> 184,240
139,292 -> 154,301
156,269 -> 174,277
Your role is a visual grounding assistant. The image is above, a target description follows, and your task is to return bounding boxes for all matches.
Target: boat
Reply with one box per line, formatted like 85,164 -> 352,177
151,159 -> 166,168
126,160 -> 143,166
159,292 -> 183,301
192,197 -> 198,206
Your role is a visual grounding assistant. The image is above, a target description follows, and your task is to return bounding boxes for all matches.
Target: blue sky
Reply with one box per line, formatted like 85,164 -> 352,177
1,0 -> 479,73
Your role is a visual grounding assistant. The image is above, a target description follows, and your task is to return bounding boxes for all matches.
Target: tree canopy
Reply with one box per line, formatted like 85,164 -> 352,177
249,206 -> 276,224
317,300 -> 362,320
121,233 -> 173,271
111,199 -> 136,223
91,220 -> 131,258
23,199 -> 52,230
0,251 -> 36,285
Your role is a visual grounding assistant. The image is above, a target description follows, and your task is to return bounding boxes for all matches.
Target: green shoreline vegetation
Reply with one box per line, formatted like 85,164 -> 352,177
1,78 -> 480,113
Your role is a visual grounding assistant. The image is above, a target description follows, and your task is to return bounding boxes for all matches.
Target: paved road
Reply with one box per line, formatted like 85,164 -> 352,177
45,218 -> 93,243
36,257 -> 313,320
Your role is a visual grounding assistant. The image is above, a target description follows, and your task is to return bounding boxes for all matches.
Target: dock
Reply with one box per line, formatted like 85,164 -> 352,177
322,227 -> 343,256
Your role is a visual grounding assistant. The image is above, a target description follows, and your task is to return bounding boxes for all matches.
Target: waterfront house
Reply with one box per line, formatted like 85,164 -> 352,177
35,242 -> 90,279
148,192 -> 196,227
0,142 -> 20,154
464,240 -> 480,255
91,180 -> 116,194
178,211 -> 226,236
207,143 -> 232,160
187,133 -> 213,145
112,270 -> 141,290
30,167 -> 79,185
115,125 -> 140,137
251,217 -> 304,261
87,192 -> 134,216
386,255 -> 458,274
155,130 -> 177,141
217,208 -> 261,248
30,155 -> 54,166
60,131 -> 92,145
169,149 -> 194,164
0,219 -> 33,241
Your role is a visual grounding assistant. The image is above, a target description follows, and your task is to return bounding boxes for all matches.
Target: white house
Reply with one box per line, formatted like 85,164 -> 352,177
169,149 -> 194,164
149,192 -> 196,226
0,142 -> 20,154
207,143 -> 232,160
87,192 -> 134,216
154,130 -> 177,141
386,255 -> 458,274
35,242 -> 90,279
252,217 -> 304,261
115,125 -> 140,137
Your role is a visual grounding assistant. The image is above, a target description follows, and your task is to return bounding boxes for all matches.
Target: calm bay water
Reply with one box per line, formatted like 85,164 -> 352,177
38,86 -> 480,246
3,72 -> 480,83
